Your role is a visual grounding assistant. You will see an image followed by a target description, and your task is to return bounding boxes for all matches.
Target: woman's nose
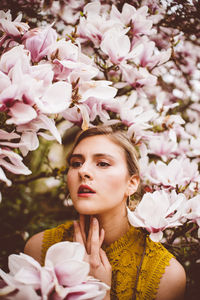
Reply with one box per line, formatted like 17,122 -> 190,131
78,164 -> 93,180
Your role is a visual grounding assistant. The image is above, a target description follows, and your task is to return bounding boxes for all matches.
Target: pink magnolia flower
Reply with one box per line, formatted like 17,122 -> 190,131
23,26 -> 57,63
0,241 -> 109,300
0,129 -> 27,154
0,10 -> 29,37
147,133 -> 178,161
48,39 -> 79,62
132,36 -> 171,69
77,80 -> 117,103
127,190 -> 187,242
0,285 -> 41,300
61,106 -> 85,127
120,64 -> 157,88
17,113 -> 62,148
100,27 -> 143,65
110,4 -> 154,36
120,105 -> 156,142
34,81 -> 72,114
6,102 -> 37,125
0,166 -> 12,186
144,157 -> 200,190
0,45 -> 30,74
49,40 -> 98,82
188,138 -> 200,156
0,130 -> 31,185
0,129 -> 20,141
77,2 -> 119,47
18,131 -> 40,157
50,0 -> 82,25
110,3 -> 138,26
184,195 -> 200,237
130,6 -> 155,36
0,148 -> 32,176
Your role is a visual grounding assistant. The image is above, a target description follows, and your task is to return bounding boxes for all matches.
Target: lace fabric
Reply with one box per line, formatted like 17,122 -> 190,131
41,221 -> 174,300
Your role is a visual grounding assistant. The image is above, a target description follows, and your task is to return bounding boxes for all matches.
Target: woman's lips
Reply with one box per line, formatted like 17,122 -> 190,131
77,184 -> 96,197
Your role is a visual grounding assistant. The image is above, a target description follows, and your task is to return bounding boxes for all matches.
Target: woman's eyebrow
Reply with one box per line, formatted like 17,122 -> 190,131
93,153 -> 115,160
70,153 -> 115,159
69,154 -> 83,160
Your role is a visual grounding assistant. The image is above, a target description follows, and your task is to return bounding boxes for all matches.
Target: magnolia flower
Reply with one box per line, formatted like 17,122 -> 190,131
34,81 -> 72,114
110,3 -> 138,26
50,0 -> 82,24
0,45 -> 30,74
0,131 -> 29,186
100,27 -> 143,65
132,36 -> 171,69
0,130 -> 19,140
120,105 -> 156,142
184,195 -> 200,237
77,80 -> 117,103
0,10 -> 29,37
0,148 -> 31,176
0,241 -> 109,300
48,39 -> 79,62
6,102 -> 37,125
17,113 -> 62,147
147,133 -> 178,161
121,64 -> 157,88
77,2 -> 119,47
0,166 -> 12,186
145,157 -> 200,190
23,26 -> 57,62
127,190 -> 187,242
110,4 -> 154,35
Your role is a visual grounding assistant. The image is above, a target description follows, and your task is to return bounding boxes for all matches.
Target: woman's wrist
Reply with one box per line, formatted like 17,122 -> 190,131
103,290 -> 110,300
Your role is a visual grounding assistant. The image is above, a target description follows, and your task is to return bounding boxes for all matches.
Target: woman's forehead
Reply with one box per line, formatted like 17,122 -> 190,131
73,135 -> 125,158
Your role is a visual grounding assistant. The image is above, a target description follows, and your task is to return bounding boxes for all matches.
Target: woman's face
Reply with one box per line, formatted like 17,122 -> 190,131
67,135 -> 133,216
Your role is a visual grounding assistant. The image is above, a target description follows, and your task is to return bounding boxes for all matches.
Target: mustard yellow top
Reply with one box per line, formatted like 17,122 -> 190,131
41,221 -> 174,300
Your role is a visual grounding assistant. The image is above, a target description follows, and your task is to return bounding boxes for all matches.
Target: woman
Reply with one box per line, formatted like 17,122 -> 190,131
25,126 -> 186,300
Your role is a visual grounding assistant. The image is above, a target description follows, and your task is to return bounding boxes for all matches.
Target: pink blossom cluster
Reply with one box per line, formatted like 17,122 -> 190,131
0,1 -> 200,239
0,241 -> 109,299
0,3 -> 170,188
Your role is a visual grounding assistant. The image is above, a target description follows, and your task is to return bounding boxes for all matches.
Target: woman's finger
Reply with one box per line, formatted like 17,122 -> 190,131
90,218 -> 101,267
99,248 -> 112,287
100,248 -> 112,271
99,228 -> 105,247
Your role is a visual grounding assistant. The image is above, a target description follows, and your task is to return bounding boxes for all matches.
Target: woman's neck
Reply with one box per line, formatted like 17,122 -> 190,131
96,204 -> 130,245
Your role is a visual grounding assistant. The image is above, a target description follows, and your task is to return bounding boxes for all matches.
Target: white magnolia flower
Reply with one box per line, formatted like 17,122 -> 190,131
127,190 -> 187,242
0,241 -> 109,300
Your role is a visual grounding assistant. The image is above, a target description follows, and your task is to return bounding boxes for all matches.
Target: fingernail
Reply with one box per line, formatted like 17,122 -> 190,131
93,218 -> 97,224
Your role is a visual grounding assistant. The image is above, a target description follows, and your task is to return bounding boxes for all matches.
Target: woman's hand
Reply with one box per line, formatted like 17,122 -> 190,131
73,215 -> 112,298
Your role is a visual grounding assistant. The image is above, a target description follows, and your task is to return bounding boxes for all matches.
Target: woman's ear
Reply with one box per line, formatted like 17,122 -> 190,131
127,174 -> 140,196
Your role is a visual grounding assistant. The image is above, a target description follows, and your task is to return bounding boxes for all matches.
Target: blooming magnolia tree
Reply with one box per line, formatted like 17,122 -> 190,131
0,0 -> 200,298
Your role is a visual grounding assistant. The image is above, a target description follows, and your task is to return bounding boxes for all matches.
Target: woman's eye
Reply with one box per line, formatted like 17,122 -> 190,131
97,161 -> 110,167
70,161 -> 82,168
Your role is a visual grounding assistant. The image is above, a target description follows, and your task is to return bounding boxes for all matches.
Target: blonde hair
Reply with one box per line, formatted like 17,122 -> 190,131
67,125 -> 140,176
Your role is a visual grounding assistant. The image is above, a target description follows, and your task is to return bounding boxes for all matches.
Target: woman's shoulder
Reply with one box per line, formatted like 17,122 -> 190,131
156,258 -> 186,300
24,230 -> 44,264
24,220 -> 74,265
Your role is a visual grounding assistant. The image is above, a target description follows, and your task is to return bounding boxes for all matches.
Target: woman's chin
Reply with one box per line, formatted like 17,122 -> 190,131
74,203 -> 97,215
